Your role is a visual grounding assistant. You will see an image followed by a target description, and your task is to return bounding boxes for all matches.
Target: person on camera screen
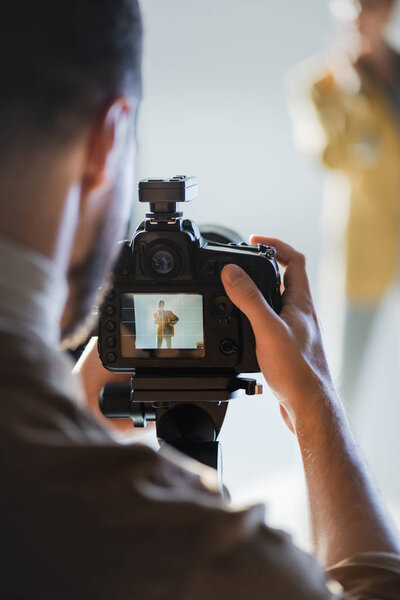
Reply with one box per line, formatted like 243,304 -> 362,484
154,300 -> 179,349
0,1 -> 399,599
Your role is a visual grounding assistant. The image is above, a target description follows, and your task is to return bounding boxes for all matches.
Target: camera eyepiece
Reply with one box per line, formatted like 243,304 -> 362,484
145,242 -> 183,278
151,249 -> 175,275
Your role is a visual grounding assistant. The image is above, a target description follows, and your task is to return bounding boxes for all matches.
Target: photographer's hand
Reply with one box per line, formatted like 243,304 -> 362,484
73,337 -> 150,439
221,236 -> 400,567
222,236 -> 334,432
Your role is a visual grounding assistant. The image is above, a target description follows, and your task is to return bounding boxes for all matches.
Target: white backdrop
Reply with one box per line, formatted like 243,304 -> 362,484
134,0 -> 400,546
135,0 -> 330,289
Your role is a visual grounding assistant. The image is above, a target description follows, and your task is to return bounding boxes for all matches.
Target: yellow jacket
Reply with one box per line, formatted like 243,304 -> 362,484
311,67 -> 400,302
154,310 -> 179,339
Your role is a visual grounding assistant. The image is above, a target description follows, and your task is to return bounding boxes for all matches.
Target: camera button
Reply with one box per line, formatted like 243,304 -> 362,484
105,290 -> 116,302
105,320 -> 116,332
257,244 -> 276,258
106,336 -> 117,348
219,339 -> 238,355
105,305 -> 115,317
106,352 -> 117,364
212,295 -> 233,318
202,260 -> 217,275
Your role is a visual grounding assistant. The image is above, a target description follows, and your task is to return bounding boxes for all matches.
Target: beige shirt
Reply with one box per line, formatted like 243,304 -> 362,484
1,236 -> 400,599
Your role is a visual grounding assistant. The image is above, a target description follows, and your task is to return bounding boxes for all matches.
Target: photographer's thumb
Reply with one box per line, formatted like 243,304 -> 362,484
221,265 -> 281,338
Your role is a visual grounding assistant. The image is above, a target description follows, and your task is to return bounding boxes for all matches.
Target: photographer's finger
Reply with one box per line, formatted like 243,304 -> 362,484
250,235 -> 311,305
282,260 -> 312,298
221,264 -> 281,333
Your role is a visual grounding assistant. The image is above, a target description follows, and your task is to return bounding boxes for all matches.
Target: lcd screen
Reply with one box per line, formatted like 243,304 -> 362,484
120,293 -> 205,358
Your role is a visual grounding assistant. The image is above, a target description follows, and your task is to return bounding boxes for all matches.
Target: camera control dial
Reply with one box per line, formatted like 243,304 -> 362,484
219,339 -> 239,355
210,295 -> 233,318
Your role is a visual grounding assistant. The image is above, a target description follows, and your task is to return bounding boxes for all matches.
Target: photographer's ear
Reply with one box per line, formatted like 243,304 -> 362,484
81,97 -> 132,200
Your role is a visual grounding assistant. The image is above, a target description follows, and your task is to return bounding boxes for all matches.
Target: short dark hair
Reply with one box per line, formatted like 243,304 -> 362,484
0,1 -> 142,152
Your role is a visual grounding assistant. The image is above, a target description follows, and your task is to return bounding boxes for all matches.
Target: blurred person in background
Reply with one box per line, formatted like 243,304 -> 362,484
289,0 -> 400,418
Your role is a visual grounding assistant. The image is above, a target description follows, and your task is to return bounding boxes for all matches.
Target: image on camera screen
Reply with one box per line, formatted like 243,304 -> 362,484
120,293 -> 205,358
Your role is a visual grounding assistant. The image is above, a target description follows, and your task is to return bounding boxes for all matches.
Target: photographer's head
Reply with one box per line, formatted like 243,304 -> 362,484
0,1 -> 142,347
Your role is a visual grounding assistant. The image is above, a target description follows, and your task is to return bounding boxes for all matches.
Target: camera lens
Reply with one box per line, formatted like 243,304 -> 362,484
151,249 -> 175,275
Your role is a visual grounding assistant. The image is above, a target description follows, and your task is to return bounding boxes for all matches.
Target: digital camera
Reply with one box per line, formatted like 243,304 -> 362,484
98,176 -> 281,376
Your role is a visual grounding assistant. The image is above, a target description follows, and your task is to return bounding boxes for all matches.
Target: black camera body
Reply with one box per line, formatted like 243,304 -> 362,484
98,176 -> 281,376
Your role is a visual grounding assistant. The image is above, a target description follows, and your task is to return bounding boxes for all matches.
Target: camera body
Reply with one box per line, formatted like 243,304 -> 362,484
98,176 -> 281,375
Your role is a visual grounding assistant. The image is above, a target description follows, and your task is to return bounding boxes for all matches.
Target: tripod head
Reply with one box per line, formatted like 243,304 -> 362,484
99,371 -> 262,480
